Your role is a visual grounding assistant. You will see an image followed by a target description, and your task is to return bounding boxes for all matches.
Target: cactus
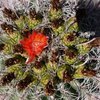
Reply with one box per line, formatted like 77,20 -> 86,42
0,0 -> 100,100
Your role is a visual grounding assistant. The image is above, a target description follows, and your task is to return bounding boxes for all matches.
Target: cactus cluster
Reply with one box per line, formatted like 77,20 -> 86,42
0,0 -> 100,100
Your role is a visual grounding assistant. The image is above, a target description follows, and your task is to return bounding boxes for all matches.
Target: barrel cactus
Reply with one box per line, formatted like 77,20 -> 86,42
0,0 -> 100,100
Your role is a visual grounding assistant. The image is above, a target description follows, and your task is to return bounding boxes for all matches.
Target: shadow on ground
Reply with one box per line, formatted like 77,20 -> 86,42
76,0 -> 100,37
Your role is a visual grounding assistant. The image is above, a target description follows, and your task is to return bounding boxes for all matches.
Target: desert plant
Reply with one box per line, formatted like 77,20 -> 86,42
0,0 -> 100,100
